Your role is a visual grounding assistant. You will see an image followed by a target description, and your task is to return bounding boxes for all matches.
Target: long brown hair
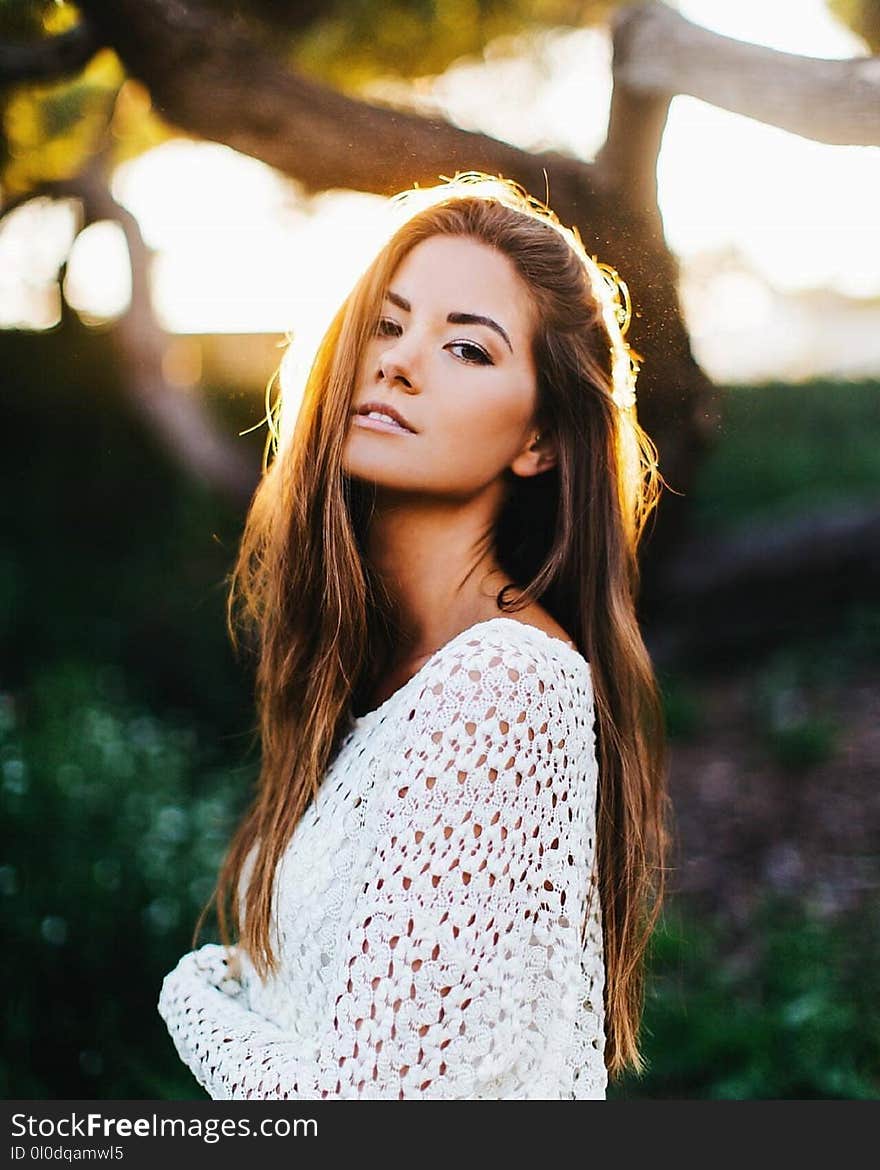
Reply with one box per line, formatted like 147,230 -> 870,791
196,172 -> 670,1080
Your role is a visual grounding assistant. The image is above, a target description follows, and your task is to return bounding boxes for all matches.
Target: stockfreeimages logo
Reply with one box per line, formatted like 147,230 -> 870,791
10,1112 -> 317,1144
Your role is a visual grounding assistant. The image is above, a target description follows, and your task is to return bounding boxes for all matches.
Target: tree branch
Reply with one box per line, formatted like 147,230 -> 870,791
21,158 -> 258,507
74,0 -> 596,202
0,22 -> 101,85
645,502 -> 880,668
613,1 -> 880,147
596,6 -> 673,218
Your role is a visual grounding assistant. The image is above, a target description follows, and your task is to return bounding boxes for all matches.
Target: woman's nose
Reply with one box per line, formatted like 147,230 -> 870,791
376,330 -> 421,388
378,350 -> 414,388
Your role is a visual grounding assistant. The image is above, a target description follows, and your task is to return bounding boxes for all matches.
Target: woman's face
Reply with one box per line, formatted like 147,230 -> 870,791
343,234 -> 542,499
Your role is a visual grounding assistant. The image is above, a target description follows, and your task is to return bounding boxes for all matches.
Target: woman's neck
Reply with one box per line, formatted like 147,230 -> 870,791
364,486 -> 510,657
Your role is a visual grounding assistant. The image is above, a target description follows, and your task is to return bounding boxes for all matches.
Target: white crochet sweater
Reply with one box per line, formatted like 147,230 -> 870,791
158,617 -> 606,1100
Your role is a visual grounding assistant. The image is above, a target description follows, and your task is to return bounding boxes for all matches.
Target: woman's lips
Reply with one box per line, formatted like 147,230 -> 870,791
351,414 -> 417,435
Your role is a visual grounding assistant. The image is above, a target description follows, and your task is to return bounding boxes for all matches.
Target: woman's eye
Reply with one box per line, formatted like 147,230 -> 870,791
448,341 -> 492,365
373,319 -> 490,365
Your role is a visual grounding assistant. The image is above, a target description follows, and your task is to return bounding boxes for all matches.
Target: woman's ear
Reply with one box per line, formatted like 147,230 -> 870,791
509,429 -> 557,478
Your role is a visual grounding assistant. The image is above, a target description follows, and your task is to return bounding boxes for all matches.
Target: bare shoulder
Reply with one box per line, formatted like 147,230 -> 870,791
491,601 -> 576,648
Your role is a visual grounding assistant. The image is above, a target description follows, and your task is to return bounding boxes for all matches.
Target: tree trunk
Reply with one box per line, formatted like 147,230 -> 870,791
69,0 -> 718,567
19,160 -> 258,508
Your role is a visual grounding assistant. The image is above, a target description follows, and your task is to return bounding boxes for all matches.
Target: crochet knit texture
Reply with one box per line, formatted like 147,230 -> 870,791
158,617 -> 606,1099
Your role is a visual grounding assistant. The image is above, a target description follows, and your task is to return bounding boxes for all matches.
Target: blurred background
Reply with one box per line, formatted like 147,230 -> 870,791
1,0 -> 878,1099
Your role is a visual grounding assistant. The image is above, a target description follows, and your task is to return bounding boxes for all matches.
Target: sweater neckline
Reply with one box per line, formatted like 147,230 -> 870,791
350,616 -> 591,728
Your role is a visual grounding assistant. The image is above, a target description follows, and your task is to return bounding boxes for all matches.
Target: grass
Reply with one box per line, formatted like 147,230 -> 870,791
692,378 -> 880,536
610,901 -> 880,1100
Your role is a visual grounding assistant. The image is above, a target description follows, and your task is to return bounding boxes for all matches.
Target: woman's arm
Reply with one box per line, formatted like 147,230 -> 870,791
158,643 -> 598,1099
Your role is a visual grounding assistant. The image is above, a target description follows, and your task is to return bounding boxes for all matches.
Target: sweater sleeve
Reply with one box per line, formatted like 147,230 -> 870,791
158,644 -> 599,1099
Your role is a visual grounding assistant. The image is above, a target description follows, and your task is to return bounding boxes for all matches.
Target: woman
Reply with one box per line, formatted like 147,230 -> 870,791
158,172 -> 670,1100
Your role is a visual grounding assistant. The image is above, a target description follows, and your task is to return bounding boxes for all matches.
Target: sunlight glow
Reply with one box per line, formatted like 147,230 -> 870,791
671,0 -> 864,56
64,220 -> 132,324
658,102 -> 880,296
112,143 -> 388,335
659,1 -> 877,300
376,26 -> 612,161
0,198 -> 78,329
2,0 -> 877,383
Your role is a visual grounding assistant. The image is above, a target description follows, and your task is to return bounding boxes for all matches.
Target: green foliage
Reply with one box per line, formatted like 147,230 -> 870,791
0,0 -> 66,39
0,659 -> 255,1097
0,3 -> 109,192
0,322 -> 261,1098
2,51 -> 124,195
741,597 -> 880,720
657,670 -> 705,741
0,324 -> 258,729
1,0 -> 124,197
611,903 -> 880,1099
763,714 -> 839,771
289,0 -> 614,90
692,379 -> 880,537
748,651 -> 841,771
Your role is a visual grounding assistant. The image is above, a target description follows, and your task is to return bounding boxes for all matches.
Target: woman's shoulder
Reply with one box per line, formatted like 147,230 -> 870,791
421,613 -> 593,707
349,611 -> 591,732
394,617 -> 598,780
495,602 -> 576,650
442,611 -> 586,664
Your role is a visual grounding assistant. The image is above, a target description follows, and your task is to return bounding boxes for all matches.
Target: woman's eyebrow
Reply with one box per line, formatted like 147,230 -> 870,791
385,289 -> 513,353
